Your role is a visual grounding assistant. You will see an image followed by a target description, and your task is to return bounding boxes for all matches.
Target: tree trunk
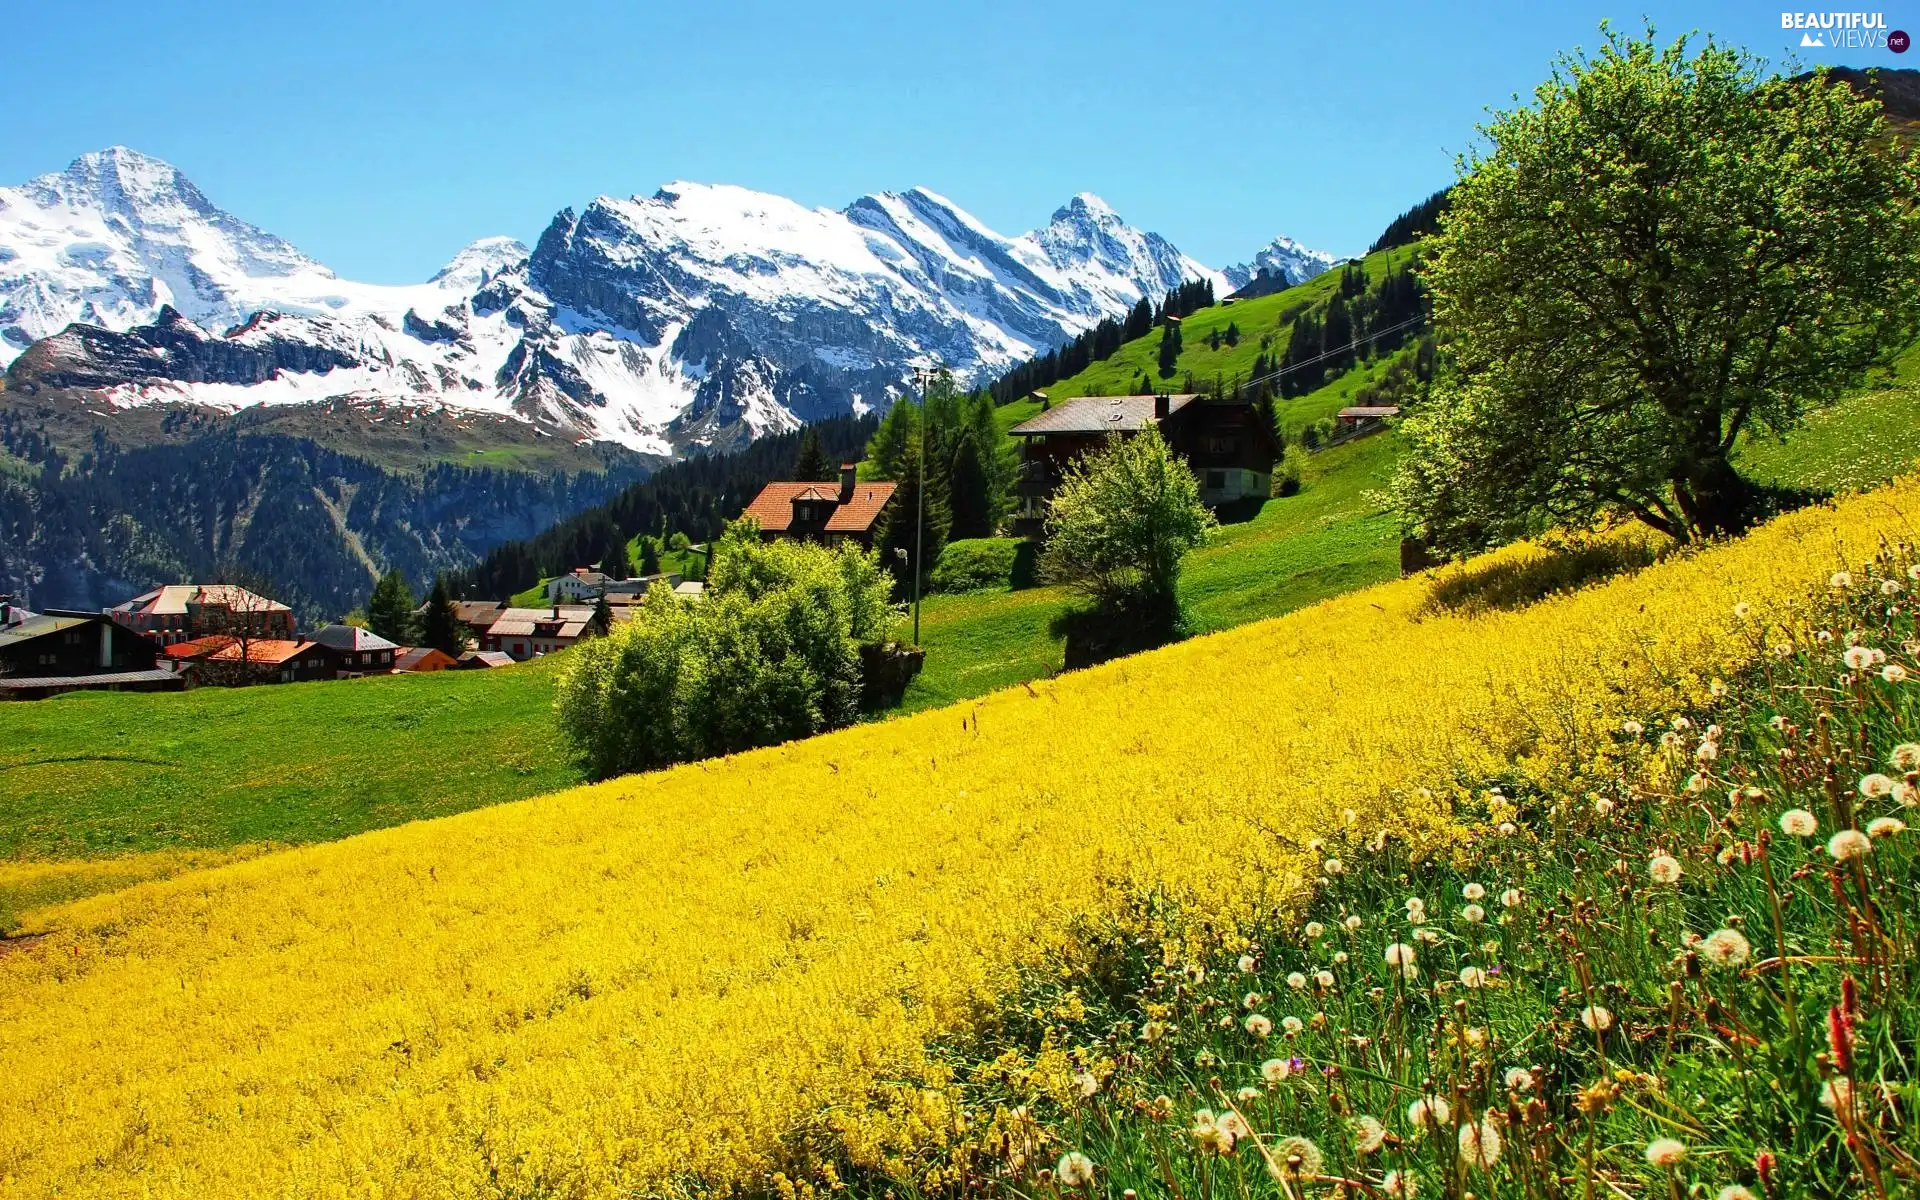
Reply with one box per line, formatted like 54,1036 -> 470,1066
1673,449 -> 1756,540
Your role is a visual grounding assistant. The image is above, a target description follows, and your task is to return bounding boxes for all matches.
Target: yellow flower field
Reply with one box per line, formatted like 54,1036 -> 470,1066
0,483 -> 1913,1199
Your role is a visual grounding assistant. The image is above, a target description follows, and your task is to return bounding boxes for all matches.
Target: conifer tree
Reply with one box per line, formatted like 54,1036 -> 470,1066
639,536 -> 662,577
366,569 -> 418,645
792,427 -> 833,481
419,575 -> 467,656
1156,320 -> 1183,377
601,524 -> 632,579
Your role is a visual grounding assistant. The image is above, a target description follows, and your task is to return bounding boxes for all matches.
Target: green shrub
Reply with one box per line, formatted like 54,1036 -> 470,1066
554,522 -> 898,779
928,538 -> 1037,593
1272,445 -> 1304,497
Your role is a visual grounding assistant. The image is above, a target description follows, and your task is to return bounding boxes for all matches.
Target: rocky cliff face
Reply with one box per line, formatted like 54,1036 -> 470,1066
2,148 -> 1333,457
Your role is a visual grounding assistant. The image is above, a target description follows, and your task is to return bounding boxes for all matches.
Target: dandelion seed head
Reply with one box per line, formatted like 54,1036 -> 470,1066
1827,829 -> 1872,861
1344,915 -> 1363,931
1462,883 -> 1486,901
1885,664 -> 1909,684
1265,1136 -> 1323,1184
1323,857 -> 1344,876
1383,1170 -> 1419,1197
1303,921 -> 1325,940
1581,1005 -> 1614,1032
1260,1057 -> 1291,1084
1832,571 -> 1854,589
1351,1114 -> 1388,1155
1868,816 -> 1906,838
1461,903 -> 1487,924
1845,645 -> 1876,671
1314,969 -> 1335,988
1622,719 -> 1645,736
1056,1152 -> 1096,1187
1700,928 -> 1751,968
1505,1067 -> 1535,1092
1644,1139 -> 1688,1168
1718,1188 -> 1759,1200
1286,972 -> 1307,991
1384,942 -> 1417,967
1459,966 -> 1488,988
1734,602 -> 1751,619
1821,1077 -> 1854,1111
1779,808 -> 1819,837
1407,1096 -> 1451,1128
1459,1117 -> 1503,1168
1648,854 -> 1683,884
1333,950 -> 1349,964
1281,1015 -> 1304,1035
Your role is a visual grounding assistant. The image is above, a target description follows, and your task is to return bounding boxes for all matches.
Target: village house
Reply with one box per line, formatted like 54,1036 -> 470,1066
393,646 -> 459,673
1007,393 -> 1281,535
480,605 -> 598,661
742,463 -> 897,549
1336,404 -> 1401,432
107,583 -> 295,647
456,650 -> 517,669
545,569 -> 611,604
162,636 -> 334,685
601,572 -> 683,600
0,598 -> 178,700
312,624 -> 400,675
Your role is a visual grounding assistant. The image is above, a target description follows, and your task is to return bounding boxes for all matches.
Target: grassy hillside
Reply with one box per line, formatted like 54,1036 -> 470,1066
1,482 -> 1910,1198
1036,246 -> 1416,406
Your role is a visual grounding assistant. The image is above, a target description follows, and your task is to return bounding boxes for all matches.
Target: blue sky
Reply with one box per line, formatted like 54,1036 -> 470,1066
5,2 -> 1905,281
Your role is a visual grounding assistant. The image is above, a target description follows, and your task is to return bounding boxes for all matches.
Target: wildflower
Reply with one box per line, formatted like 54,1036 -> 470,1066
1382,1170 -> 1418,1197
1407,909 -> 1427,925
1497,820 -> 1517,835
1770,714 -> 1789,731
1461,904 -> 1486,924
1821,1077 -> 1854,1112
1462,883 -> 1486,901
1303,920 -> 1326,940
1190,1111 -> 1235,1155
1593,796 -> 1617,817
1891,743 -> 1920,771
1405,896 -> 1426,914
1645,1139 -> 1688,1168
1718,1188 -> 1759,1200
1648,854 -> 1683,884
1056,1152 -> 1096,1187
1827,829 -> 1872,861
1859,773 -> 1896,798
1885,664 -> 1909,684
1845,645 -> 1876,671
1459,1117 -> 1503,1168
1265,1136 -> 1323,1184
1218,1110 -> 1252,1143
1832,571 -> 1854,589
1695,740 -> 1718,764
1324,857 -> 1344,876
1238,954 -> 1257,974
1407,1096 -> 1451,1128
1500,887 -> 1523,907
1867,816 -> 1906,838
1779,809 -> 1819,837
1141,1020 -> 1167,1043
1898,782 -> 1920,808
1734,602 -> 1751,619
1333,951 -> 1349,964
1343,915 -> 1363,931
1281,1015 -> 1304,1035
1314,970 -> 1335,989
1351,1114 -> 1388,1155
1463,1026 -> 1488,1051
1505,1067 -> 1535,1092
1286,973 -> 1307,991
1622,719 -> 1645,736
1581,1005 -> 1614,1032
1245,1014 -> 1273,1038
1245,991 -> 1267,1009
1073,1071 -> 1099,1098
1260,1057 -> 1291,1084
1413,927 -> 1440,944
1700,928 -> 1752,968
1885,579 -> 1905,596
1384,943 -> 1417,968
1236,1085 -> 1261,1103
1459,965 -> 1488,988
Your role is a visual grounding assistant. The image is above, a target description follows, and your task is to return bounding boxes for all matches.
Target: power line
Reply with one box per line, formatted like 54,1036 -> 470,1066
1230,313 -> 1430,399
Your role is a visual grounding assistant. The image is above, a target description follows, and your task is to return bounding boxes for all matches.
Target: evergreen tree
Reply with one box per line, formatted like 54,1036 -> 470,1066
874,442 -> 951,603
419,575 -> 467,656
792,427 -> 833,481
639,536 -> 662,577
867,399 -> 920,481
366,569 -> 419,645
601,523 -> 632,579
1224,321 -> 1240,347
589,592 -> 613,637
1156,320 -> 1183,378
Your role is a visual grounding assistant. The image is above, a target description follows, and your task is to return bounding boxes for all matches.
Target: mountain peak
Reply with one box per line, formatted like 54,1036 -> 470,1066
1051,192 -> 1121,226
430,236 -> 529,287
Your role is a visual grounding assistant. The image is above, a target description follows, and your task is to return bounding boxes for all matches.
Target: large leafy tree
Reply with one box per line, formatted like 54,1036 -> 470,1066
1396,29 -> 1920,551
1041,426 -> 1214,621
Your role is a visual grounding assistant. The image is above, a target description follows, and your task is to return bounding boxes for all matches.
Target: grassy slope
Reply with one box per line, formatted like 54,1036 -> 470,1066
0,656 -> 575,860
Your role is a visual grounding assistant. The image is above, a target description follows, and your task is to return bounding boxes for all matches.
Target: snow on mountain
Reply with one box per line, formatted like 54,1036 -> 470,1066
1223,234 -> 1340,294
1,148 -> 1326,457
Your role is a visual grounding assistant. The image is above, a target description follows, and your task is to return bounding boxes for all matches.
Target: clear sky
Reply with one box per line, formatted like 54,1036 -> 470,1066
5,2 -> 1906,282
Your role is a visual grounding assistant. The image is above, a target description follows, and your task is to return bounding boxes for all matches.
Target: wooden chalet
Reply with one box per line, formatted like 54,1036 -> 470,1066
1007,393 -> 1281,535
742,463 -> 897,549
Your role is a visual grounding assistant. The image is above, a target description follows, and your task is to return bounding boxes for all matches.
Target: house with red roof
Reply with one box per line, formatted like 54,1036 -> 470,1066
741,463 -> 897,549
107,584 -> 294,647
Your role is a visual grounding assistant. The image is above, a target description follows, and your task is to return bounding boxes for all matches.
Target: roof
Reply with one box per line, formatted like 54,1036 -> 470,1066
393,647 -> 457,671
108,584 -> 290,617
567,569 -> 610,583
673,581 -> 707,597
1007,394 -> 1201,436
1338,405 -> 1401,419
487,606 -> 596,639
742,480 -> 898,535
311,624 -> 400,653
166,638 -> 319,666
458,651 -> 516,668
0,669 -> 181,691
0,612 -> 99,649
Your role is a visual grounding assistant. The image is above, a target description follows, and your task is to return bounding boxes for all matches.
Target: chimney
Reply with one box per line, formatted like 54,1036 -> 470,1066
1153,393 -> 1171,419
839,462 -> 857,503
0,595 -> 10,627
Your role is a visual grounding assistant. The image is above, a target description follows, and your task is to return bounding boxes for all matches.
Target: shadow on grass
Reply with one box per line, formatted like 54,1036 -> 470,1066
1422,538 -> 1664,617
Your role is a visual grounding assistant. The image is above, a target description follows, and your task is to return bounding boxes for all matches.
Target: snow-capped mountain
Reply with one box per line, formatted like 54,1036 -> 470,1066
1223,235 -> 1339,295
2,147 -> 1326,456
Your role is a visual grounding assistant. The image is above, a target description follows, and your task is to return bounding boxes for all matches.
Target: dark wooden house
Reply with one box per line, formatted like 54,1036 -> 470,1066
1007,393 -> 1281,535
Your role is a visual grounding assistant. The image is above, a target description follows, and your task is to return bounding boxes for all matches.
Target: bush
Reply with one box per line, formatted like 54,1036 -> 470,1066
1272,445 -> 1304,497
554,523 -> 899,779
927,538 -> 1038,593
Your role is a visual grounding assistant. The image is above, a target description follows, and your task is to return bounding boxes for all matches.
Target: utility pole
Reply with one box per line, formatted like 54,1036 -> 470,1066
911,365 -> 933,646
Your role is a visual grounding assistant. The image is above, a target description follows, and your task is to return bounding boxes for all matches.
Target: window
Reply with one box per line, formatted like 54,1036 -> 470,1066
1206,436 -> 1238,456
1206,470 -> 1227,490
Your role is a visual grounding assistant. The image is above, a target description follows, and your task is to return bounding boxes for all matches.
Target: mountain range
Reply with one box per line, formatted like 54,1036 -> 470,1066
0,148 -> 1336,457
